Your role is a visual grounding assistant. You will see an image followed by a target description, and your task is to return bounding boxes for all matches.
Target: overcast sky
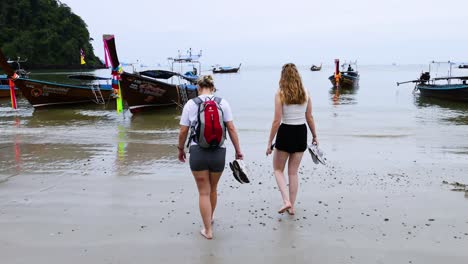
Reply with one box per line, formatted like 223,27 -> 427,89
62,0 -> 468,66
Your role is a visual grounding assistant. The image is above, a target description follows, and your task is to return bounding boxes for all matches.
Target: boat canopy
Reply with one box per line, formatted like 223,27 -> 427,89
140,70 -> 178,80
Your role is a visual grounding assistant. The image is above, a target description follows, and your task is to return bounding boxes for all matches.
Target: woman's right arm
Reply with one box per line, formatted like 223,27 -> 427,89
266,93 -> 282,155
177,126 -> 189,162
178,103 -> 191,162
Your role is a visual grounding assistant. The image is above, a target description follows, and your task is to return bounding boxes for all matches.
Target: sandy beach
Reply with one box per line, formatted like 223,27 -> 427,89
1,134 -> 467,264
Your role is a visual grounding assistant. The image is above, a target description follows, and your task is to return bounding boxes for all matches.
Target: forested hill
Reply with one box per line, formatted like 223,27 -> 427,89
0,0 -> 103,69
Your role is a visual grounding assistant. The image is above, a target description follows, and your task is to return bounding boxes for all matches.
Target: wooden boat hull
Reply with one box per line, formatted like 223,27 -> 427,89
0,78 -> 19,98
328,73 -> 359,89
119,72 -> 198,113
213,68 -> 240,73
212,64 -> 241,74
417,83 -> 468,102
310,66 -> 321,71
0,85 -> 19,98
13,78 -> 114,107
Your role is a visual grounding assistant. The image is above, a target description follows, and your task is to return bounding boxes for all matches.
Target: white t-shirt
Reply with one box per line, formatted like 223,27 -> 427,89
180,94 -> 233,146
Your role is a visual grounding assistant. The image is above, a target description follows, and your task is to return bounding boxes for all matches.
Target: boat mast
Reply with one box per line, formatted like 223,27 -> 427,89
448,61 -> 452,85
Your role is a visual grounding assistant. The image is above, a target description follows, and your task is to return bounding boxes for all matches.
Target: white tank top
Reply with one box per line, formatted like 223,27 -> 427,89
282,92 -> 309,125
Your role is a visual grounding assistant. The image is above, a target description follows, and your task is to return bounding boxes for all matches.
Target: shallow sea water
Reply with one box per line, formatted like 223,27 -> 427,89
0,65 -> 466,176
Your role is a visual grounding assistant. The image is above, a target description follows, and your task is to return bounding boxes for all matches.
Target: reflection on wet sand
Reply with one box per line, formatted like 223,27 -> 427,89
114,109 -> 182,175
28,105 -> 116,127
329,87 -> 358,105
0,107 -> 185,178
415,96 -> 468,125
0,142 -> 107,176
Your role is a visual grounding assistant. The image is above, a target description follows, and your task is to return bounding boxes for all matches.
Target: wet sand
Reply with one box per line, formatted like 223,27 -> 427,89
1,138 -> 467,264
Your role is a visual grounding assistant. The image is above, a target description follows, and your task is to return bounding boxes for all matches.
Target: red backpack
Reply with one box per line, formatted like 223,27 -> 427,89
189,97 -> 226,149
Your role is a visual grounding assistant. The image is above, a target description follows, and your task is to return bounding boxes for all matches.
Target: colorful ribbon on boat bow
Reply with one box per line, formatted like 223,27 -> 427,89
9,72 -> 19,109
111,65 -> 123,114
103,36 -> 124,114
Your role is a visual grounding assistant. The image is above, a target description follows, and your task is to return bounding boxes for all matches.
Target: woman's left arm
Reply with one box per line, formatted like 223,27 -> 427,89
305,97 -> 318,145
177,125 -> 189,162
226,121 -> 243,160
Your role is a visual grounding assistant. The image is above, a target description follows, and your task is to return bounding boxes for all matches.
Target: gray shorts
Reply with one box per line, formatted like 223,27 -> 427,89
189,145 -> 226,172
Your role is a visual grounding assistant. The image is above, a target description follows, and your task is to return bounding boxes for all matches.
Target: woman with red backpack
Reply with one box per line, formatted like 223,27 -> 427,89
178,75 -> 243,240
266,63 -> 319,215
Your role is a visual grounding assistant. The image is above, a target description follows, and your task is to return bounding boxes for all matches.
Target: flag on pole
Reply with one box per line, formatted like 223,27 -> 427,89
80,48 -> 86,65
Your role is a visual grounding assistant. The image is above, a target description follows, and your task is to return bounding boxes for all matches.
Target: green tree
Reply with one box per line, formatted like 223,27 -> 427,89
0,0 -> 102,69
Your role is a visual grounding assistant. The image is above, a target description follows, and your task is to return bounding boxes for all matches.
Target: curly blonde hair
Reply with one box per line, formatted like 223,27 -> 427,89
197,75 -> 215,90
279,63 -> 307,105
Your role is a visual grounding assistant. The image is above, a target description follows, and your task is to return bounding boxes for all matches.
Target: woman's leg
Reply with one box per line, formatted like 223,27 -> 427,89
192,170 -> 213,239
209,171 -> 223,221
273,149 -> 292,212
287,152 -> 305,214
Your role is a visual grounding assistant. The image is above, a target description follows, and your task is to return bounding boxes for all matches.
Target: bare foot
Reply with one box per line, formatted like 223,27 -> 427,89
278,203 -> 292,214
287,207 -> 295,215
200,229 -> 213,240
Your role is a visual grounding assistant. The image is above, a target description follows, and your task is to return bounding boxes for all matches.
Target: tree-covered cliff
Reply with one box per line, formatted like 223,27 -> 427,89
0,0 -> 102,69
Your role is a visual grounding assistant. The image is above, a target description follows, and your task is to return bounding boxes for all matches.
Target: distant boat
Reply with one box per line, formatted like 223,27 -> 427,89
212,64 -> 241,74
328,60 -> 359,88
103,35 -> 198,114
310,63 -> 322,71
0,49 -> 114,107
458,64 -> 468,69
397,61 -> 468,102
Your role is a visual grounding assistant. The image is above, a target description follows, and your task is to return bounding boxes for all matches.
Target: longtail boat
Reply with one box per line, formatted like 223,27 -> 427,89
103,35 -> 198,114
310,63 -> 322,71
0,48 -> 114,108
397,61 -> 468,102
212,63 -> 241,74
328,60 -> 359,88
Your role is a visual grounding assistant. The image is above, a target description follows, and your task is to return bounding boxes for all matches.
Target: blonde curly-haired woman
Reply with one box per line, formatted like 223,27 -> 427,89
266,63 -> 318,215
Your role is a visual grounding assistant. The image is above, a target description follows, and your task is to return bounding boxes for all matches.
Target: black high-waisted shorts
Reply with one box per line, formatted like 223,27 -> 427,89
189,145 -> 226,172
275,123 -> 307,153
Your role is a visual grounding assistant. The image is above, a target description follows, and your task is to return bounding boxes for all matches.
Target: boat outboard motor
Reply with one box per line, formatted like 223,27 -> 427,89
419,72 -> 430,83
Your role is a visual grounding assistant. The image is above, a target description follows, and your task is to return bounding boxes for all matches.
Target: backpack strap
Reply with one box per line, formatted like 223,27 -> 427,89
192,97 -> 203,105
213,97 -> 222,104
187,97 -> 203,148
